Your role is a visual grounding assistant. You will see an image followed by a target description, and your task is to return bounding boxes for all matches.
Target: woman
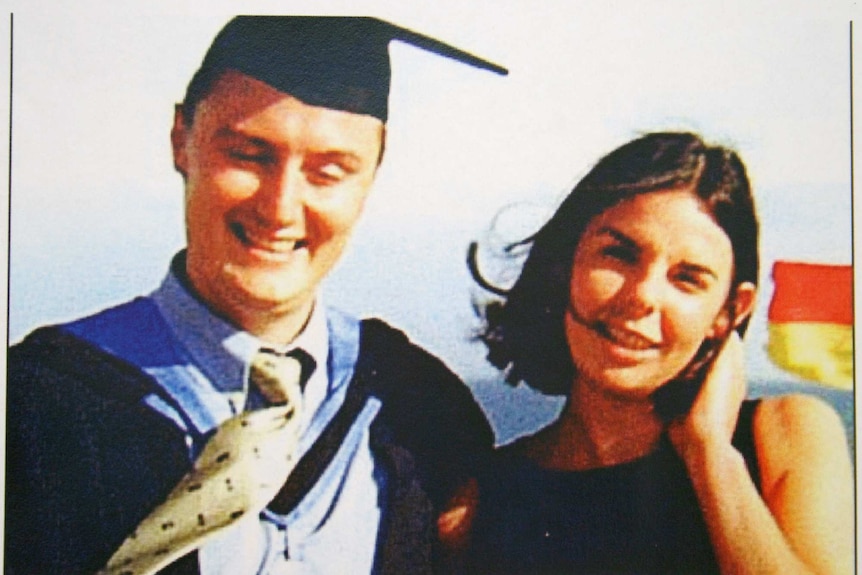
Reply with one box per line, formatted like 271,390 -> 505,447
443,132 -> 853,574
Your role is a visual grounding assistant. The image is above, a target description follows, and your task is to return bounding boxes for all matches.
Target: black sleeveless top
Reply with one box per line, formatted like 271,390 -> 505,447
464,400 -> 761,575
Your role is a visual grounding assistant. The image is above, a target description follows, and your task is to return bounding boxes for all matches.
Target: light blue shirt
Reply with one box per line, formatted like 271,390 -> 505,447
64,265 -> 384,574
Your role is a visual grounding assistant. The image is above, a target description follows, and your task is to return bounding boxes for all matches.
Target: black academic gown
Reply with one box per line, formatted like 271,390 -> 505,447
6,319 -> 493,575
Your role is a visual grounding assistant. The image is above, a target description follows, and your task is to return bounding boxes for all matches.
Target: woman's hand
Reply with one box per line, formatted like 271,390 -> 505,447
668,331 -> 747,462
667,331 -> 853,574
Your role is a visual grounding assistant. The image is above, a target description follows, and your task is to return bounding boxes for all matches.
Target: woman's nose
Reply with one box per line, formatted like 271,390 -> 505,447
620,267 -> 664,317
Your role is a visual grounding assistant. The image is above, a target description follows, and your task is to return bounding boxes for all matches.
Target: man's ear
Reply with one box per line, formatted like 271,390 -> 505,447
171,104 -> 189,178
375,125 -> 387,168
707,281 -> 757,338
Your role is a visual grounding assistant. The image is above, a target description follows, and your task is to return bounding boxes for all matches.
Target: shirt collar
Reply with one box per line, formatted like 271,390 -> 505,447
151,254 -> 329,398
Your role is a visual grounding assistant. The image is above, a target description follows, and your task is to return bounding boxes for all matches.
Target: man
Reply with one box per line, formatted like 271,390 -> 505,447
6,16 -> 504,574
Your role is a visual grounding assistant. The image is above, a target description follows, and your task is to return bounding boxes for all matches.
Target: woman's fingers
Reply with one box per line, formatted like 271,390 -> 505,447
670,332 -> 747,454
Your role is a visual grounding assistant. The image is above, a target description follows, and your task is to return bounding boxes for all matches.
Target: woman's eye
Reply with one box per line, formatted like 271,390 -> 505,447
674,271 -> 708,291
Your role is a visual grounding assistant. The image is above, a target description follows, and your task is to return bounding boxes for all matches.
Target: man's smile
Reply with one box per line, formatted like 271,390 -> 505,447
229,221 -> 309,257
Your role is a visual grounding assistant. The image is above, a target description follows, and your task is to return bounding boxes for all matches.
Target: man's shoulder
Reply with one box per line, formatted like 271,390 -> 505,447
357,317 -> 456,381
9,297 -> 169,409
55,295 -> 188,370
13,296 -> 154,342
9,323 -> 160,404
356,316 -> 492,436
12,296 -> 162,356
6,324 -> 190,575
61,296 -> 162,343
358,316 -> 411,348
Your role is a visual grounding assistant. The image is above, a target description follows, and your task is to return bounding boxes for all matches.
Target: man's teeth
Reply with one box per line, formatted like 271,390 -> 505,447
239,225 -> 305,252
603,325 -> 656,350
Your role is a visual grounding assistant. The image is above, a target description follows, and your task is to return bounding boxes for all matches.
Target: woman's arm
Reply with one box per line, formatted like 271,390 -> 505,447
670,334 -> 854,575
753,394 -> 854,574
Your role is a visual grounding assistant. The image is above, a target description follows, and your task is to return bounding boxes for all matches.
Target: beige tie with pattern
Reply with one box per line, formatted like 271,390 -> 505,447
98,350 -> 307,575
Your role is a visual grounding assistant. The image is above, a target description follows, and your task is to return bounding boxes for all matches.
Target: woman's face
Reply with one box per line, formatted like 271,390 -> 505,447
565,188 -> 743,400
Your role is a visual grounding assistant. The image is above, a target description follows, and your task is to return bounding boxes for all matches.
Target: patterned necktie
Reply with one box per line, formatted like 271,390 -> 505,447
250,348 -> 315,405
98,350 -> 311,575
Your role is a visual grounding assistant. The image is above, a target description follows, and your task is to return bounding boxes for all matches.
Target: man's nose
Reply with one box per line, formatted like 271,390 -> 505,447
258,163 -> 304,225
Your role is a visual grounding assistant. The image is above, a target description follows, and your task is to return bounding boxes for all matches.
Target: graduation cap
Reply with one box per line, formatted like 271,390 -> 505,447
185,16 -> 507,123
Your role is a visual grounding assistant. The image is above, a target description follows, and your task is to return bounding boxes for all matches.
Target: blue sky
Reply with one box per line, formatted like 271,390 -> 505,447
3,0 -> 857,440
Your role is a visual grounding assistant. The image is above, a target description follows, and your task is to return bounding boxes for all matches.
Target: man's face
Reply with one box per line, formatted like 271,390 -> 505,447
172,70 -> 383,333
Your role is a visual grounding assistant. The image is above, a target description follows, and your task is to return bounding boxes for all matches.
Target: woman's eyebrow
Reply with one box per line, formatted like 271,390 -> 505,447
595,226 -> 718,279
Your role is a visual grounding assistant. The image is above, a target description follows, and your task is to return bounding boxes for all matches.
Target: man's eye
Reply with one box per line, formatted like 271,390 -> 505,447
307,163 -> 348,185
601,244 -> 637,263
227,148 -> 272,164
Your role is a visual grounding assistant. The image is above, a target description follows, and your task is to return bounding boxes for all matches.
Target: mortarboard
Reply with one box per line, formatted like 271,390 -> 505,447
188,16 -> 508,123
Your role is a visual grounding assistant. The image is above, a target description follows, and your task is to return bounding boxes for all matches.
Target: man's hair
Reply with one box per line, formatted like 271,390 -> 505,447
179,66 -> 220,129
471,131 -> 759,394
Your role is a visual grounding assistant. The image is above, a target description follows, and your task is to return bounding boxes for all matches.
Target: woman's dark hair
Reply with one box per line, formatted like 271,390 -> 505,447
471,132 -> 759,395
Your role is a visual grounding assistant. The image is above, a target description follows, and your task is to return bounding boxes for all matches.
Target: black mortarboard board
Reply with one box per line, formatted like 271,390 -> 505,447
188,16 -> 507,123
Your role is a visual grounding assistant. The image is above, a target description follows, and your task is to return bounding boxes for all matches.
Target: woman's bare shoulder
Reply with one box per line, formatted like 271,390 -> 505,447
753,394 -> 851,497
754,394 -> 846,441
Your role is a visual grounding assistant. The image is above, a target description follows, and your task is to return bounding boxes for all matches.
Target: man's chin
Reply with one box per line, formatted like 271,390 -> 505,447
234,283 -> 313,312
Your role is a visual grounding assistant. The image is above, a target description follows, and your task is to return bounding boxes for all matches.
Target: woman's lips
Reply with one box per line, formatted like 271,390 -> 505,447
596,322 -> 660,351
569,303 -> 661,353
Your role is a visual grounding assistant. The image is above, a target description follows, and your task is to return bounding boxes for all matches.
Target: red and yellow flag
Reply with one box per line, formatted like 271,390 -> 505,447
766,261 -> 853,389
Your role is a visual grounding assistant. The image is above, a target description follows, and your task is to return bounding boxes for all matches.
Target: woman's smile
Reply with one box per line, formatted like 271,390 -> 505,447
596,321 -> 660,352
